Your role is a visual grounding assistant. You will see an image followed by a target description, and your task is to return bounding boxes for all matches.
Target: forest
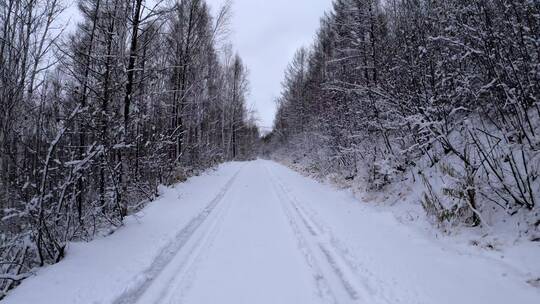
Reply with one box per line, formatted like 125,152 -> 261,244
0,0 -> 258,295
268,0 -> 539,229
1,0 -> 540,300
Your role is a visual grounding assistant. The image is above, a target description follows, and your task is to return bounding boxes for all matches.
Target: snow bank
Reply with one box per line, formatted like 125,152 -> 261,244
265,160 -> 540,304
2,162 -> 243,304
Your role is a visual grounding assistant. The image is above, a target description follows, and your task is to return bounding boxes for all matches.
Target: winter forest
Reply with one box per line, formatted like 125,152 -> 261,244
1,0 -> 540,301
268,0 -> 539,228
0,0 -> 258,294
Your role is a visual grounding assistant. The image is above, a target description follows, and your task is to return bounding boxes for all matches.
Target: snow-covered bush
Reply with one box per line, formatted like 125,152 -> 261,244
266,0 -> 539,235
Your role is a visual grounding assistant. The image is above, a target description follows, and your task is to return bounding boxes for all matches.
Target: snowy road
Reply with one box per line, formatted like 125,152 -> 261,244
4,160 -> 540,304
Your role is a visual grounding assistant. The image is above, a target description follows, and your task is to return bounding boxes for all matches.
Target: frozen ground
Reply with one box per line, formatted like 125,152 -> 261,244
3,160 -> 540,304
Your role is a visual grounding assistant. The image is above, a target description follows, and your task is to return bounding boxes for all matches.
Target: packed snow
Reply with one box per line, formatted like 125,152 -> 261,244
3,160 -> 539,304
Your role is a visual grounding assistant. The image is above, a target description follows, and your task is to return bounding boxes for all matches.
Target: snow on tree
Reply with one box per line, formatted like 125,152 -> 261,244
0,0 -> 259,297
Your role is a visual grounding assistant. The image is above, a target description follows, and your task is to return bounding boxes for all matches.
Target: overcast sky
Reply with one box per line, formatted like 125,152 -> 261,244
64,0 -> 333,131
206,0 -> 333,130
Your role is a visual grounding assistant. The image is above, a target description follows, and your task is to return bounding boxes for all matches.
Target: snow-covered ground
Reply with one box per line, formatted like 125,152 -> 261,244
3,160 -> 539,304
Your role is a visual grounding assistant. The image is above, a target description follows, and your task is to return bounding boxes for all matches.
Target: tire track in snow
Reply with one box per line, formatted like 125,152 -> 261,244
270,168 -> 404,304
266,164 -> 399,304
266,167 -> 355,303
112,167 -> 243,304
155,175 -> 236,304
268,168 -> 338,304
287,191 -> 403,304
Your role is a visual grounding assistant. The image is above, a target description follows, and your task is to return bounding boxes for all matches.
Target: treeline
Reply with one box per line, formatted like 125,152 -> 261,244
0,0 -> 258,295
269,0 -> 539,227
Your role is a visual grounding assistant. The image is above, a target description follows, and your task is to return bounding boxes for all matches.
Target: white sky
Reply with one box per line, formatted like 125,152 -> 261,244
206,0 -> 333,130
62,0 -> 333,131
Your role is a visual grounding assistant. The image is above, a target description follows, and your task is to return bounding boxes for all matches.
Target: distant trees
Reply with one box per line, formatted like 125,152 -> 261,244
270,0 -> 539,227
0,0 -> 258,297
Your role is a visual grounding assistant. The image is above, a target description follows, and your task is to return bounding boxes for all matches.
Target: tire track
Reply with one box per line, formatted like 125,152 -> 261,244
269,169 -> 338,304
112,168 -> 242,304
156,178 -> 236,304
266,164 -> 400,304
282,185 -> 400,303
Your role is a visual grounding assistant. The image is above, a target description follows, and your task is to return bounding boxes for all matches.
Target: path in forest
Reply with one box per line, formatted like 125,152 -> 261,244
4,160 -> 539,304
